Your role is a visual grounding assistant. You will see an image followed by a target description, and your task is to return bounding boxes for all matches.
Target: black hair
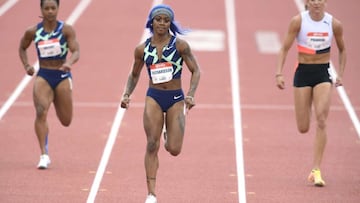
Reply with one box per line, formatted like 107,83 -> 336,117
40,0 -> 59,8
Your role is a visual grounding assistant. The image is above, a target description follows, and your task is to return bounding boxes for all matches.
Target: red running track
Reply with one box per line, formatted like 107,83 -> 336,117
0,0 -> 359,202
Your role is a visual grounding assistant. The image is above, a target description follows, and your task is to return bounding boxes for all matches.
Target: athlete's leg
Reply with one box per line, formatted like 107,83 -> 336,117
33,76 -> 54,155
53,77 -> 73,126
312,82 -> 332,169
143,96 -> 164,196
294,87 -> 313,133
164,101 -> 185,156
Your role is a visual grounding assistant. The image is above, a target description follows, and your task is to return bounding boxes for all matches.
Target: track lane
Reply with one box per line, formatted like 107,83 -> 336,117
236,0 -> 360,202
94,0 -> 240,202
1,0 -> 359,202
0,1 -> 116,202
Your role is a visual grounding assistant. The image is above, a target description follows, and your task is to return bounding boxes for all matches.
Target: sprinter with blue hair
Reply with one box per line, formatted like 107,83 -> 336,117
120,4 -> 200,203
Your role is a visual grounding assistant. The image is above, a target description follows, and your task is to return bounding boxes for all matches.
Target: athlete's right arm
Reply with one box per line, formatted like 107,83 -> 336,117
276,15 -> 301,89
121,44 -> 145,109
19,26 -> 36,76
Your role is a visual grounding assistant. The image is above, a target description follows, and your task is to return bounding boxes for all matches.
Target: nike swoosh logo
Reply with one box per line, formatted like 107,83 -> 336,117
165,46 -> 173,50
52,31 -> 59,36
173,95 -> 182,100
61,74 -> 68,78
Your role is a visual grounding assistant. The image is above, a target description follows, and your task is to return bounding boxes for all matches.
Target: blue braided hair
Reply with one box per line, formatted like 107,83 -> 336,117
145,4 -> 187,36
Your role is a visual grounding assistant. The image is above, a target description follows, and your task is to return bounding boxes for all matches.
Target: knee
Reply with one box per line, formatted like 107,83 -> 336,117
146,139 -> 159,154
166,141 -> 182,156
164,135 -> 182,156
297,125 -> 310,134
316,119 -> 326,130
315,112 -> 327,130
298,128 -> 309,134
35,105 -> 47,120
168,147 -> 181,156
60,119 -> 71,127
58,114 -> 72,126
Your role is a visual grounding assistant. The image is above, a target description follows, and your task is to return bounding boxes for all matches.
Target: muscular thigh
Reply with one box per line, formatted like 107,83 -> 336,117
143,96 -> 164,138
166,101 -> 185,137
33,76 -> 54,112
313,83 -> 332,118
53,78 -> 73,118
294,87 -> 313,128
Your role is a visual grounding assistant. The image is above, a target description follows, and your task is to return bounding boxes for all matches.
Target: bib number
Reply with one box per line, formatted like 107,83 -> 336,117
306,32 -> 330,50
38,39 -> 61,58
150,62 -> 173,84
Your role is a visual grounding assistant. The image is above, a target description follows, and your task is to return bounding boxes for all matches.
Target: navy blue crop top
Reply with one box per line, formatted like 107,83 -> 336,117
34,21 -> 68,60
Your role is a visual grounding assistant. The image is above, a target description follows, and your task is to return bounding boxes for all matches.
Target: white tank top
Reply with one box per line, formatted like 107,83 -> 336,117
297,11 -> 333,54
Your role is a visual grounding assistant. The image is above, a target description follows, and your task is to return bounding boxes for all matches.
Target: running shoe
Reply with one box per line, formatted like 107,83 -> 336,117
37,154 -> 51,169
308,168 -> 325,187
145,194 -> 157,203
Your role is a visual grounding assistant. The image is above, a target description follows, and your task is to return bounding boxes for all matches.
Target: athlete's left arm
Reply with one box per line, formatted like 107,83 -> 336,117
177,38 -> 201,109
61,24 -> 80,72
333,17 -> 346,86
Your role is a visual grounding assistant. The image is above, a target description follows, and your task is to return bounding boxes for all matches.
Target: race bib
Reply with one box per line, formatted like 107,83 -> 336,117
150,62 -> 173,84
306,32 -> 330,50
38,39 -> 61,58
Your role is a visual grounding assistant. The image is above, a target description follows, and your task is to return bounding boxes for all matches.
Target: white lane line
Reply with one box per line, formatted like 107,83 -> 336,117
66,0 -> 92,26
293,0 -> 360,138
0,0 -> 92,120
0,68 -> 36,120
86,106 -> 126,203
0,0 -> 21,120
330,65 -> 360,138
86,1 -> 163,202
225,0 -> 247,202
5,101 -> 359,112
0,0 -> 18,17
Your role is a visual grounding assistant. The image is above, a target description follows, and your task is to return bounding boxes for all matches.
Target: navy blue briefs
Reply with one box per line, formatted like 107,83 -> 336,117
37,68 -> 72,90
146,87 -> 184,112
